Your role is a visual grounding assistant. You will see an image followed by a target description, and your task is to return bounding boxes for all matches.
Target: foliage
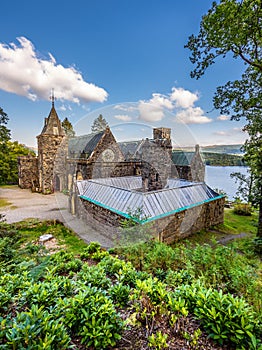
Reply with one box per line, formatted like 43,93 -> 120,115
56,287 -> 123,349
0,219 -> 261,349
175,283 -> 261,348
91,114 -> 108,133
148,331 -> 168,349
0,305 -> 71,349
253,237 -> 262,256
233,202 -> 252,216
185,0 -> 262,237
0,107 -> 10,147
62,117 -> 75,137
1,141 -> 35,185
203,152 -> 245,166
185,0 -> 262,80
0,106 -> 35,185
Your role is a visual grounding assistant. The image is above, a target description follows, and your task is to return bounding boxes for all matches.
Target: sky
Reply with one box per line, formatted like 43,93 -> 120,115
0,0 -> 248,148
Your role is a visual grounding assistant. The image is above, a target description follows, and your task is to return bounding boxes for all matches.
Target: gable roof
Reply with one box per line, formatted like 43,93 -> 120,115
68,131 -> 104,159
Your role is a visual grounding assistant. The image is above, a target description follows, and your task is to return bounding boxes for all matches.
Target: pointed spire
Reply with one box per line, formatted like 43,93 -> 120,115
50,88 -> 56,107
38,89 -> 65,136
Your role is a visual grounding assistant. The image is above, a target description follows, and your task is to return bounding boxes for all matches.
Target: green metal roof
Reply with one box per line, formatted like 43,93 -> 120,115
77,176 -> 223,223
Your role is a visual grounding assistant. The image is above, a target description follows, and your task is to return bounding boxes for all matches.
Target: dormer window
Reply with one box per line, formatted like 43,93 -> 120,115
53,126 -> 58,135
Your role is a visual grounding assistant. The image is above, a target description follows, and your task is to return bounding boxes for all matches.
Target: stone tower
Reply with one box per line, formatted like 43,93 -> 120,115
37,96 -> 65,194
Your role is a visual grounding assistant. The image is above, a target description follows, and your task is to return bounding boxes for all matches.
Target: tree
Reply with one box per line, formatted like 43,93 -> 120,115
62,117 -> 75,137
0,107 -> 11,148
185,0 -> 262,236
91,114 -> 108,133
0,107 -> 35,185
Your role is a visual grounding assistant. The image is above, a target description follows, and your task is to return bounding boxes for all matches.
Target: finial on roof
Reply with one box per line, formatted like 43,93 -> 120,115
50,88 -> 56,107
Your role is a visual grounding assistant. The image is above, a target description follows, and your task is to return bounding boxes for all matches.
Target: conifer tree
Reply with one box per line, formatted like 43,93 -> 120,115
91,114 -> 108,133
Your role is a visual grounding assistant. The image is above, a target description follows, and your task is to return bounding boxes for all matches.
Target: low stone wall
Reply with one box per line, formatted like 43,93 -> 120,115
18,156 -> 38,189
72,191 -> 225,244
154,197 -> 225,243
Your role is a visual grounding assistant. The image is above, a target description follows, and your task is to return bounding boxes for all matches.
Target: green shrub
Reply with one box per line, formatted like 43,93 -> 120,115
109,282 -> 131,306
0,305 -> 71,349
253,237 -> 262,255
76,264 -> 111,289
175,283 -> 261,348
56,287 -> 123,349
233,203 -> 252,216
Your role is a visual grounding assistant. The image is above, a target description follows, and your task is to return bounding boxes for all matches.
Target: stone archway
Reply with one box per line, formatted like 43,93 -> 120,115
54,174 -> 60,191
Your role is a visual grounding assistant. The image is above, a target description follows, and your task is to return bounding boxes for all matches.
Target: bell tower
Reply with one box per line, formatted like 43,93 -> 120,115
37,90 -> 65,194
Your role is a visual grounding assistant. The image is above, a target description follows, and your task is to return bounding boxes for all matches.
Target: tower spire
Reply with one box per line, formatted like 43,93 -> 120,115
50,88 -> 56,107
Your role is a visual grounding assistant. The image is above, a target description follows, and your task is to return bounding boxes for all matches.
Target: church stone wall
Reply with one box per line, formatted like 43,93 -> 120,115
18,155 -> 38,189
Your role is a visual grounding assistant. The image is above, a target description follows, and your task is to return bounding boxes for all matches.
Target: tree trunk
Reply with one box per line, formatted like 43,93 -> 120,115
258,203 -> 262,238
258,182 -> 262,238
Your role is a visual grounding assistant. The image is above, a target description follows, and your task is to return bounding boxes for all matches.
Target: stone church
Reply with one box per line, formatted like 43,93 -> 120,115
18,101 -> 225,243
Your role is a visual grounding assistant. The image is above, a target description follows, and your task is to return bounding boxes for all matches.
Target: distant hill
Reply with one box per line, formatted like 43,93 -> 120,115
201,144 -> 244,155
173,144 -> 245,166
174,144 -> 244,155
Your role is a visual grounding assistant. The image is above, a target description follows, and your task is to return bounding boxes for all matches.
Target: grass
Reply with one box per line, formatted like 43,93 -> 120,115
0,198 -> 11,208
219,207 -> 258,234
177,208 -> 259,247
12,219 -> 88,254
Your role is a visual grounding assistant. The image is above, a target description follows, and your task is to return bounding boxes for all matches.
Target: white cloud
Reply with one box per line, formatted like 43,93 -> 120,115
214,127 -> 245,137
113,104 -> 137,112
114,114 -> 132,122
138,87 -> 211,125
176,107 -> 212,124
217,115 -> 230,121
0,37 -> 108,103
170,87 -> 199,108
233,127 -> 244,132
138,93 -> 173,122
214,130 -> 229,136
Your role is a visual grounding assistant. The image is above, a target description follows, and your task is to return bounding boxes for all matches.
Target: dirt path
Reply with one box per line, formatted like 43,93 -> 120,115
209,229 -> 249,245
0,186 -> 114,248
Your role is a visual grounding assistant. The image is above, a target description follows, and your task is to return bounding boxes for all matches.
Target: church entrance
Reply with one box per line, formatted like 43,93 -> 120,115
54,175 -> 60,192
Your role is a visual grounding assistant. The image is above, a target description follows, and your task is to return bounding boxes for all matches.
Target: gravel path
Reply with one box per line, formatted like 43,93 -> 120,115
0,186 -> 114,248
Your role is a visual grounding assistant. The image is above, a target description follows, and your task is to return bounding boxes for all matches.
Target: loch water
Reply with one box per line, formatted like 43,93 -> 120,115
205,166 -> 249,201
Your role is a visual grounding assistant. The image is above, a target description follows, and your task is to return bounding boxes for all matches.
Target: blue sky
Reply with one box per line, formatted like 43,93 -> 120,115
0,0 -> 247,147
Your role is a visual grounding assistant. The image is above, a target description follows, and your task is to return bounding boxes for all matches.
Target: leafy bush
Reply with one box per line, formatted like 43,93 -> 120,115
253,237 -> 262,255
56,287 -> 123,349
76,264 -> 111,289
0,305 -> 70,349
109,282 -> 131,306
175,283 -> 261,348
233,203 -> 252,216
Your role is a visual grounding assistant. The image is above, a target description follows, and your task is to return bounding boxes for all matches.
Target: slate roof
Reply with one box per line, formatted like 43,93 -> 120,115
77,176 -> 222,223
68,131 -> 104,159
172,151 -> 195,166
